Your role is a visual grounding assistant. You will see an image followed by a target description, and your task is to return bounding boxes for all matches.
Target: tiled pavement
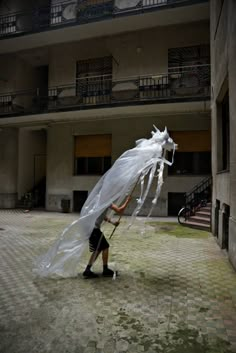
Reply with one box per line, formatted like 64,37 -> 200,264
0,210 -> 236,353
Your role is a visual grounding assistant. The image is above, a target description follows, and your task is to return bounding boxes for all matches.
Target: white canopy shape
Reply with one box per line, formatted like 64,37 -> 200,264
33,126 -> 177,278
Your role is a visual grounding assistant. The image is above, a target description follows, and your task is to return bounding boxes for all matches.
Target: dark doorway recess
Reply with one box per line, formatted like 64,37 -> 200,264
168,192 -> 185,216
73,191 -> 88,212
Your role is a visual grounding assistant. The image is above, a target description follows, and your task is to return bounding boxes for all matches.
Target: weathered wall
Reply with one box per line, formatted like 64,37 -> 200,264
18,129 -> 47,199
0,128 -> 18,208
46,113 -> 210,214
211,0 -> 236,269
48,22 -> 209,87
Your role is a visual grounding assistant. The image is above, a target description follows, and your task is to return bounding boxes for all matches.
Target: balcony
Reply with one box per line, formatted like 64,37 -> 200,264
0,65 -> 210,119
0,0 -> 208,41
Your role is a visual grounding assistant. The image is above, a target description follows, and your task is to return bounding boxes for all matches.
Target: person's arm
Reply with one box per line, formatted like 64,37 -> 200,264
111,195 -> 131,215
104,215 -> 119,227
104,196 -> 131,227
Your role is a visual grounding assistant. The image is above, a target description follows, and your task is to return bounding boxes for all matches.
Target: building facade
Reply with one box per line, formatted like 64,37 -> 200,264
0,0 -> 211,216
210,0 -> 236,270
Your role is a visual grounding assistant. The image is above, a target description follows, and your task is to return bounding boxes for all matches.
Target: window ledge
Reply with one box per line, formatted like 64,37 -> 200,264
216,169 -> 230,175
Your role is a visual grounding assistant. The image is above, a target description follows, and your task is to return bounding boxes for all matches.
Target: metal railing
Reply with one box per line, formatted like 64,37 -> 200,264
0,0 -> 205,38
178,175 -> 212,224
185,175 -> 212,210
0,65 -> 210,117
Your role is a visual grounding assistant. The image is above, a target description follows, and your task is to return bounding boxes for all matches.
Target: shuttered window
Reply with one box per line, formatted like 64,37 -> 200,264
168,45 -> 210,69
170,130 -> 211,152
168,130 -> 211,175
76,56 -> 112,103
74,134 -> 112,175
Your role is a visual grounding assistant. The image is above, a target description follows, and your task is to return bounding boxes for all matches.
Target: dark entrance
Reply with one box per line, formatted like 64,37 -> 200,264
168,192 -> 185,216
214,199 -> 220,237
222,204 -> 230,250
73,191 -> 88,212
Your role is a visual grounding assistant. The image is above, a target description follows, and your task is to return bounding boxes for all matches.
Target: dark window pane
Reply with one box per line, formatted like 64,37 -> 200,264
75,156 -> 112,175
104,156 -> 111,172
88,157 -> 102,174
168,152 -> 211,175
76,157 -> 87,175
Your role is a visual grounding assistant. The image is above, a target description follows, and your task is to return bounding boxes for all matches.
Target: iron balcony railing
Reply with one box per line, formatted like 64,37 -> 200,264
0,0 -> 206,38
0,65 -> 210,117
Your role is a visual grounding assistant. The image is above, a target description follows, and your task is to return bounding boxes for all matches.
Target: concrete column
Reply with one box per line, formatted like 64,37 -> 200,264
46,124 -> 73,211
0,128 -> 18,208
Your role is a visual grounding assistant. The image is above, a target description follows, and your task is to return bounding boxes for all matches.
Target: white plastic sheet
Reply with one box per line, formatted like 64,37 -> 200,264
33,126 -> 177,278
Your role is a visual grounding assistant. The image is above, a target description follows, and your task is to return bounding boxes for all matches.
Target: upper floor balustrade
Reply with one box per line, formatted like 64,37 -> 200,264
0,0 -> 207,38
0,64 -> 210,118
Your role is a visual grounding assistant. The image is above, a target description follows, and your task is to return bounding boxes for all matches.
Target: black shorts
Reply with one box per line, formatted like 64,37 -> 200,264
89,228 -> 109,253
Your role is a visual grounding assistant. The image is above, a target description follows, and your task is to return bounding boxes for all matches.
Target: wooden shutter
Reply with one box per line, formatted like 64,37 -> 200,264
170,131 -> 211,152
75,134 -> 112,157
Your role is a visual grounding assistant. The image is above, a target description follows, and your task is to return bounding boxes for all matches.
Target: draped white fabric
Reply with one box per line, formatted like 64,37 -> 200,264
33,126 -> 177,278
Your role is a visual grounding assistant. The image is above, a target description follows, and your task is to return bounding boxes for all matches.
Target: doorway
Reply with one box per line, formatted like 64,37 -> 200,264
73,191 -> 88,212
168,192 -> 185,216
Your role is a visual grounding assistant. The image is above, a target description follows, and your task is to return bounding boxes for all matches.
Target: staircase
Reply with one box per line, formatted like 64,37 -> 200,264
183,202 -> 211,231
178,176 -> 212,232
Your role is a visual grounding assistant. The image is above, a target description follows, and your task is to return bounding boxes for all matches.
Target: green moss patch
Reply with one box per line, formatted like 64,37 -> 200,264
147,222 -> 210,239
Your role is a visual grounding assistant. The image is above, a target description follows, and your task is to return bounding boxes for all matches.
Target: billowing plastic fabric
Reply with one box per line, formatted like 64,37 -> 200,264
33,126 -> 177,278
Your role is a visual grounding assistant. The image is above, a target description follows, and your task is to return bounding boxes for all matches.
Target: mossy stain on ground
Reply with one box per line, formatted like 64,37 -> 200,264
147,222 -> 210,238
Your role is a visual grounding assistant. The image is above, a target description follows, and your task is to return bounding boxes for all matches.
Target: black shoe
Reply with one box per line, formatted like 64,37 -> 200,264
83,269 -> 99,279
102,268 -> 114,277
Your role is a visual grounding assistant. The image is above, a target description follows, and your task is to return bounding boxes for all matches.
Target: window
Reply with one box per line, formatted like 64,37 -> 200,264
217,91 -> 230,172
0,15 -> 16,35
74,134 -> 112,175
168,152 -> 211,175
168,130 -> 211,175
76,56 -> 112,104
168,45 -> 210,69
168,45 -> 210,95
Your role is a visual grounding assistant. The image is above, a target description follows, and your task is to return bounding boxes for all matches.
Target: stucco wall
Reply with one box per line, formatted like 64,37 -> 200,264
18,129 -> 47,199
48,22 -> 209,87
228,0 -> 236,269
0,55 -> 42,94
211,0 -> 236,269
0,128 -> 18,207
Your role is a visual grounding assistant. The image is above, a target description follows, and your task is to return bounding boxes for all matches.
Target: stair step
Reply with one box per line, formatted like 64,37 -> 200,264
201,206 -> 211,211
184,220 -> 210,231
189,216 -> 210,224
195,210 -> 211,218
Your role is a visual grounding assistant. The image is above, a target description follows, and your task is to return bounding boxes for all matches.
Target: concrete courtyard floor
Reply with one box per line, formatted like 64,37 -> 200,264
1,210 -> 236,353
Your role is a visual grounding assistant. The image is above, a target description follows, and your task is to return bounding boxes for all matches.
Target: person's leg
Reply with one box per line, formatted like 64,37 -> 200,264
102,248 -> 114,277
88,249 -> 100,266
83,253 -> 100,277
102,248 -> 108,266
83,228 -> 103,278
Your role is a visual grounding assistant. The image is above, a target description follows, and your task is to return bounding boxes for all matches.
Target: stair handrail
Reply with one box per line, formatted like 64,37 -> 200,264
185,175 -> 212,214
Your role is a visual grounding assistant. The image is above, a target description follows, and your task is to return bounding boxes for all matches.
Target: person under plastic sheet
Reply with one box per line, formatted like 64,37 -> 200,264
83,196 -> 131,278
33,126 -> 177,278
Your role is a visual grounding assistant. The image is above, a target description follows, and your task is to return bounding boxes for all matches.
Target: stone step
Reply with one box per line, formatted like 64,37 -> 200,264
184,220 -> 211,231
195,210 -> 211,218
201,206 -> 211,212
189,215 -> 211,225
